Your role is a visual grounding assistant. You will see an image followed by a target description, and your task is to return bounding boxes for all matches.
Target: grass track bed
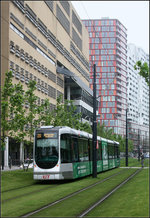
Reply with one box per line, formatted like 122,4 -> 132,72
1,169 -> 34,192
30,169 -> 137,217
2,183 -> 59,202
87,169 -> 149,217
2,168 -> 123,217
120,157 -> 149,167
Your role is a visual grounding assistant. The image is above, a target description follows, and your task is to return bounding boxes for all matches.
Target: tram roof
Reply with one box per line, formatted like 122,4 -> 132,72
39,126 -> 119,145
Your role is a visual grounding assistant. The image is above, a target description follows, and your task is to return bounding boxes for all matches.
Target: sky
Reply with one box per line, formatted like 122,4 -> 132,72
71,1 -> 149,54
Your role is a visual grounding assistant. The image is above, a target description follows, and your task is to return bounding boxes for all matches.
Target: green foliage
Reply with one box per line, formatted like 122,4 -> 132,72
97,123 -> 113,139
9,82 -> 26,142
80,122 -> 92,134
97,123 -> 133,152
1,72 -> 92,148
1,71 -> 15,148
37,98 -> 53,126
24,80 -> 39,142
50,95 -> 92,133
134,60 -> 149,86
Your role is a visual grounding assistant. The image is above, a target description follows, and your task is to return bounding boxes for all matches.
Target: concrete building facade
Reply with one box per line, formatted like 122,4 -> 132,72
82,18 -> 128,136
127,43 -> 149,154
1,1 -> 92,166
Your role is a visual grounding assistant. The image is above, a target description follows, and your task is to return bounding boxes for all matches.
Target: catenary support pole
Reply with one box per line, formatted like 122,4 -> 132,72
92,64 -> 97,178
138,129 -> 140,161
126,109 -> 128,166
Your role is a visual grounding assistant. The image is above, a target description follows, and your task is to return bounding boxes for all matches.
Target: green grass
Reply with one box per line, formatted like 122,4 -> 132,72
120,157 -> 149,167
2,168 -> 124,217
1,158 -> 149,217
2,183 -> 55,202
87,169 -> 149,217
1,169 -> 34,192
32,169 -> 136,217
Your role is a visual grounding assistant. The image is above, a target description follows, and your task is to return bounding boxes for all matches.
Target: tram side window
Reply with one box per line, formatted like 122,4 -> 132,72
114,145 -> 119,158
60,134 -> 71,163
89,139 -> 92,161
108,143 -> 114,159
97,141 -> 102,160
114,145 -> 117,159
78,138 -> 89,162
71,137 -> 79,162
116,146 -> 119,158
114,145 -> 117,158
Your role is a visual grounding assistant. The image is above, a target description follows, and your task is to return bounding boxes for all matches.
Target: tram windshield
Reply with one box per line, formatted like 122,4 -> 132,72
35,131 -> 58,169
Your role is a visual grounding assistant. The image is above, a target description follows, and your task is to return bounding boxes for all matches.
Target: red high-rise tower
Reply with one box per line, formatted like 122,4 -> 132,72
82,19 -> 127,136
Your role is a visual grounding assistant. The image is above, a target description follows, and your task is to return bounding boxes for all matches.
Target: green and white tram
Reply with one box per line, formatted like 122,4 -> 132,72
33,126 -> 120,180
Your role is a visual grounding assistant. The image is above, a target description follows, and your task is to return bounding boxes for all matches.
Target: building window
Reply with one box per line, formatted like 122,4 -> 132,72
20,68 -> 24,82
10,23 -> 24,39
20,49 -> 25,61
72,28 -> 82,51
25,71 -> 29,84
56,4 -> 70,35
57,77 -> 64,88
45,1 -> 53,12
60,1 -> 70,16
25,27 -> 37,41
38,18 -> 47,38
15,64 -> 20,80
12,1 -> 25,14
25,52 -> 29,64
10,12 -> 24,29
48,70 -> 56,83
25,4 -> 37,27
72,10 -> 82,35
15,45 -> 20,57
9,61 -> 15,76
10,41 -> 15,54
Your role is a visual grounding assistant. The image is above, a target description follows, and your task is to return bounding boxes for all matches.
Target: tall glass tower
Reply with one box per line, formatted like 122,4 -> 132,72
82,18 -> 128,136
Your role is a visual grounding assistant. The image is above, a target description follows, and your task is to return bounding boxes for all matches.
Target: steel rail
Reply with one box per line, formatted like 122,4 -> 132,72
2,184 -> 60,203
1,184 -> 36,193
78,168 -> 142,217
2,178 -> 64,193
21,169 -> 126,217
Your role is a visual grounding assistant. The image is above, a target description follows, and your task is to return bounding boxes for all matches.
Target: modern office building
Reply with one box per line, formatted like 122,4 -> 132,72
1,1 -> 92,166
127,43 -> 149,153
82,18 -> 128,136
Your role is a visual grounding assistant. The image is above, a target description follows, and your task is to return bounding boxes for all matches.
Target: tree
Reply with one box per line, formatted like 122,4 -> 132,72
134,61 -> 149,86
9,82 -> 26,143
52,95 -> 81,129
97,123 -> 133,153
37,98 -> 53,126
1,71 -> 26,169
40,95 -> 92,133
1,71 -> 14,148
24,80 -> 41,147
80,122 -> 92,133
97,123 -> 113,139
1,71 -> 14,169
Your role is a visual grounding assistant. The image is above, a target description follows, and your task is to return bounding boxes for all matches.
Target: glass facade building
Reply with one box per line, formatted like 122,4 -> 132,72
127,43 -> 149,153
82,19 -> 128,136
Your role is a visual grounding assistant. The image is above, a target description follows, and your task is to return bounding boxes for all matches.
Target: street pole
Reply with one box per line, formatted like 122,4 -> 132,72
92,63 -> 97,178
125,109 -> 128,167
138,129 -> 140,161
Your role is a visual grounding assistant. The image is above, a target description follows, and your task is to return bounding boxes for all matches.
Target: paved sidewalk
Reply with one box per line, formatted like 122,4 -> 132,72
1,166 -> 21,171
120,167 -> 149,169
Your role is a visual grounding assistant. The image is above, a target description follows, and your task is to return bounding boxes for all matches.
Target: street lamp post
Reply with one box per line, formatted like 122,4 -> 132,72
126,109 -> 128,167
92,63 -> 97,178
138,129 -> 140,161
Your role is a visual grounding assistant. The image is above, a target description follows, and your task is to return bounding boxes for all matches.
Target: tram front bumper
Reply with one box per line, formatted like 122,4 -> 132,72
33,172 -> 64,180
